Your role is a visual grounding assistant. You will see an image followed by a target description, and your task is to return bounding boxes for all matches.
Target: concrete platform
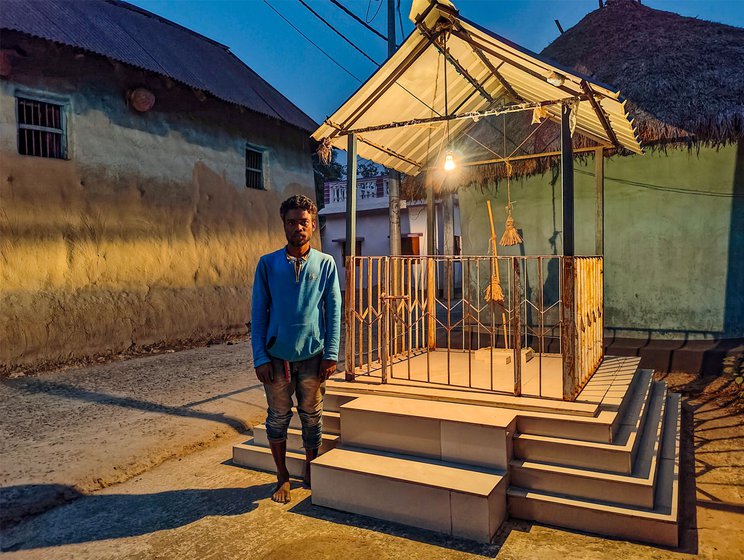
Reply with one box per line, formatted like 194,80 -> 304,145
232,357 -> 681,547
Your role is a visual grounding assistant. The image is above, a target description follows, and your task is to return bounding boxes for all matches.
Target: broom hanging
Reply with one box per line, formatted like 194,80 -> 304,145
500,161 -> 523,246
484,199 -> 504,304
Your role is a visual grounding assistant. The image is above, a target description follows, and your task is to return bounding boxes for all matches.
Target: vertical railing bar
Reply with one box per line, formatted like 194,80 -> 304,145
446,257 -> 451,386
345,257 -> 355,381
407,258 -> 413,380
357,259 -> 363,374
466,259 -> 472,389
513,257 -> 522,397
367,258 -> 373,374
538,256 -> 544,397
489,256 -> 495,392
374,259 -> 379,376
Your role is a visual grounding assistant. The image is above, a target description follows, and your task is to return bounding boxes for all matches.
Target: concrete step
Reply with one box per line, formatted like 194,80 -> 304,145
326,377 -> 600,417
507,392 -> 681,547
289,409 -> 341,434
510,387 -> 670,508
323,390 -> 359,412
312,447 -> 507,543
339,395 -> 516,469
515,368 -> 653,443
513,382 -> 666,474
252,424 -> 339,454
232,438 -> 306,478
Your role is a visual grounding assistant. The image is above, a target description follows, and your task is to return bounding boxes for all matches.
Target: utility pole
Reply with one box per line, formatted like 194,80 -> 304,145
387,0 -> 401,258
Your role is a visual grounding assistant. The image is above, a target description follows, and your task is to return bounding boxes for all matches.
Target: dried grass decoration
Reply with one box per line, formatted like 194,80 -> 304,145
484,199 -> 504,304
500,161 -> 523,246
317,137 -> 333,165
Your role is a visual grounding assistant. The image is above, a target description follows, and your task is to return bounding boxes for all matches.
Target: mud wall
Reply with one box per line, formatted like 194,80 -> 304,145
458,144 -> 744,340
0,38 -> 317,370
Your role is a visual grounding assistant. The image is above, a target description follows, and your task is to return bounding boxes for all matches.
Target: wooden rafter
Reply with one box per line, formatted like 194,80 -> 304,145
580,80 -> 620,148
327,32 -> 440,141
329,96 -> 588,136
452,22 -> 522,102
417,22 -> 496,105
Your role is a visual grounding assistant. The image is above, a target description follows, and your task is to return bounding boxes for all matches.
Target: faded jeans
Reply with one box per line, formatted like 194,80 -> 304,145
263,354 -> 324,450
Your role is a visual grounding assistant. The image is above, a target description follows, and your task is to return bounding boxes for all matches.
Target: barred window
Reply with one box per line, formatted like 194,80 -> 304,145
17,97 -> 66,159
245,146 -> 265,189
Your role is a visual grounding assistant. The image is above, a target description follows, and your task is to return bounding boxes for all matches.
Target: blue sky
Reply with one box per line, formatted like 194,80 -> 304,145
129,0 -> 744,125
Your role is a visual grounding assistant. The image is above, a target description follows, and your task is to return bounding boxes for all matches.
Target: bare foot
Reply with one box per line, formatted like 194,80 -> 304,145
272,480 -> 291,503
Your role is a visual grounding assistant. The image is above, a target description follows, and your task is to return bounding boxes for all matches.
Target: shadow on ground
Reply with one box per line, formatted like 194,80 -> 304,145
1,483 -> 274,552
4,378 -> 254,431
288,493 -> 518,557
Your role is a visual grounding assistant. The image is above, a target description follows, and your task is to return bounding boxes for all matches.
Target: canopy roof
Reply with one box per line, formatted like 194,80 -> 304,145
312,0 -> 642,176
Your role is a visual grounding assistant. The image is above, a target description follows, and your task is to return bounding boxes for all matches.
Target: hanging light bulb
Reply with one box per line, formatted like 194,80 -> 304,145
444,151 -> 456,171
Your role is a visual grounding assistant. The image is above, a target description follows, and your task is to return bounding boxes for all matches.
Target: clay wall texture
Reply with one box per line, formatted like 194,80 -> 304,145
459,145 -> 744,340
0,39 -> 316,371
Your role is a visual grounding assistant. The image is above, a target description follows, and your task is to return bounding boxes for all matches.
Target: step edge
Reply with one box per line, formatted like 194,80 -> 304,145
507,487 -> 677,522
313,448 -> 506,497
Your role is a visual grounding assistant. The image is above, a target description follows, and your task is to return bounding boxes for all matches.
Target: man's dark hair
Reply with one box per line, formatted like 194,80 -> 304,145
280,194 -> 318,221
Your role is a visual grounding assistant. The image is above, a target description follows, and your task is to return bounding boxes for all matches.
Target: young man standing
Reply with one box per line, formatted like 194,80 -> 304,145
251,194 -> 341,504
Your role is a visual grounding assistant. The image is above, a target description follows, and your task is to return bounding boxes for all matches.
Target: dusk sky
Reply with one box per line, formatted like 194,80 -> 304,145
128,0 -> 744,125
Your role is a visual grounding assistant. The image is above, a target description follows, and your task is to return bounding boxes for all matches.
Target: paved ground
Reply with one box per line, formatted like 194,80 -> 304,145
1,343 -> 742,559
0,341 -> 267,526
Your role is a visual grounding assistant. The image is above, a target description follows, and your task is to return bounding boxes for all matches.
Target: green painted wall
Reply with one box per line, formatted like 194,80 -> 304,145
459,144 -> 744,339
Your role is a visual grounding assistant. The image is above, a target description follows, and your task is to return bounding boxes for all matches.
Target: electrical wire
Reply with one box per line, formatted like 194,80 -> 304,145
366,0 -> 383,23
298,0 -> 381,66
330,0 -> 386,41
574,168 -> 744,197
263,0 -> 364,83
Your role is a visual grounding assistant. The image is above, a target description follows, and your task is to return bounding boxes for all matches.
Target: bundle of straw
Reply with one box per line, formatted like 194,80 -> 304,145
500,209 -> 523,246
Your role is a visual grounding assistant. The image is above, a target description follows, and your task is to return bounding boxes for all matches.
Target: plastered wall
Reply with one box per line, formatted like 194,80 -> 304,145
458,145 -> 744,339
0,43 -> 316,370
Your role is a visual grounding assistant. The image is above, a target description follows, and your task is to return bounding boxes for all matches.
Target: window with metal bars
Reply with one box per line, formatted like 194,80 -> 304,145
17,97 -> 66,159
245,146 -> 265,189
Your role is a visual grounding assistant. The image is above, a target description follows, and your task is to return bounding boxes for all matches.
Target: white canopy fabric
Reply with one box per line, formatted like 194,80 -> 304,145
312,0 -> 642,176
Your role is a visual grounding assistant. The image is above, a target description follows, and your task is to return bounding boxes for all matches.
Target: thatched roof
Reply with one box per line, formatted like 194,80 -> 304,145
542,0 -> 744,146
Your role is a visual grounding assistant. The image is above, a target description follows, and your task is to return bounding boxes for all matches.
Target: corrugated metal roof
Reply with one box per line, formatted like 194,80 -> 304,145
312,0 -> 642,175
0,0 -> 317,132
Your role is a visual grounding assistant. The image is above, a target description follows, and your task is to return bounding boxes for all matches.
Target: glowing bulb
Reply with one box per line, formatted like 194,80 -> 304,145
444,151 -> 456,171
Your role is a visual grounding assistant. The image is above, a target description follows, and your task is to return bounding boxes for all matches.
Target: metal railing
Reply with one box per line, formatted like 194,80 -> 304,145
344,255 -> 603,400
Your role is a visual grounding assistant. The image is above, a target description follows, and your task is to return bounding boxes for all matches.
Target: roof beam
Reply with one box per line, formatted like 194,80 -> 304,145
417,22 -> 496,105
453,145 -> 612,168
580,80 -> 620,148
329,33 -> 439,139
452,22 -> 522,102
355,135 -> 423,168
450,28 -> 580,99
330,96 -> 588,136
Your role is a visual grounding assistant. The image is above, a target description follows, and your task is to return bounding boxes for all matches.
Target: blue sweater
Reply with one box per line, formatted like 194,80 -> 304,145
251,247 -> 342,367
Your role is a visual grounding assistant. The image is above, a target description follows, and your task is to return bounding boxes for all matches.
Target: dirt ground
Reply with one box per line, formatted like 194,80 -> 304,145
1,342 -> 742,558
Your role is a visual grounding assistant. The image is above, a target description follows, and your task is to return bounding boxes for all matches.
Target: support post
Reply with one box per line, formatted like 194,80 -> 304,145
344,134 -> 358,381
427,257 -> 436,350
595,147 -> 605,255
562,104 -> 574,257
346,134 -> 358,258
443,192 -> 455,298
426,180 -> 436,255
561,104 -> 577,399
